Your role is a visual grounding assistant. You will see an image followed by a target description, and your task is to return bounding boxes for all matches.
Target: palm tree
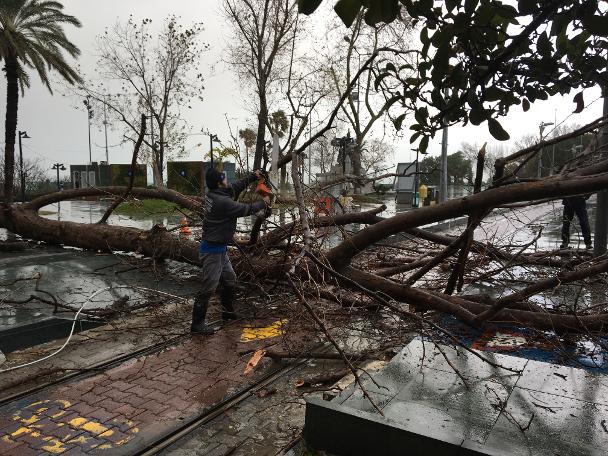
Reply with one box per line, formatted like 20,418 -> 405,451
0,0 -> 81,203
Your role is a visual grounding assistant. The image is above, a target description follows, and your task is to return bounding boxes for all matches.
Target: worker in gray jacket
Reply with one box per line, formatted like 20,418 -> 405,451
192,168 -> 270,334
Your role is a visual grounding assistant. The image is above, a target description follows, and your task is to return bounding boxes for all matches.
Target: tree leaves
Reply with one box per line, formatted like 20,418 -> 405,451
537,32 -> 552,57
488,118 -> 510,141
393,113 -> 406,130
419,136 -> 429,154
297,0 -> 324,15
299,0 -> 607,153
334,0 -> 362,27
469,107 -> 487,126
582,14 -> 608,37
364,0 -> 400,25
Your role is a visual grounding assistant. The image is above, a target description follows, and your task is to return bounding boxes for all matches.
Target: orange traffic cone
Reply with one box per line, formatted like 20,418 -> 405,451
179,217 -> 192,236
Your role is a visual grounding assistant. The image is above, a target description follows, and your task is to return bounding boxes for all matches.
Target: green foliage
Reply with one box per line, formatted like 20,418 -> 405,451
419,152 -> 473,185
299,0 -> 608,148
239,128 -> 257,149
115,199 -> 184,217
109,164 -> 147,187
167,161 -> 204,195
269,110 -> 289,138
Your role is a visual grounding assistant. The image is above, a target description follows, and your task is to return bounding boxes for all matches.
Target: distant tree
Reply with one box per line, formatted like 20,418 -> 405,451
361,139 -> 394,176
419,152 -> 472,186
447,151 -> 473,185
0,0 -> 81,202
311,136 -> 336,175
223,0 -> 299,171
0,155 -> 50,197
238,128 -> 257,172
82,16 -> 206,187
419,155 -> 440,186
322,11 -> 412,192
269,110 -> 290,139
206,147 -> 238,168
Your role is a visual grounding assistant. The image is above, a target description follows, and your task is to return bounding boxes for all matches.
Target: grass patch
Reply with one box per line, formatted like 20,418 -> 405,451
352,194 -> 386,204
115,199 -> 187,217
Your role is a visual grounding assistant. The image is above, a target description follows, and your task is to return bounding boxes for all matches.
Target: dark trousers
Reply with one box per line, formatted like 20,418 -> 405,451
561,202 -> 591,245
199,251 -> 236,294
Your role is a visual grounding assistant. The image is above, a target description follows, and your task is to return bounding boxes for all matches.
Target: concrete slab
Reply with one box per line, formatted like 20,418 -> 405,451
516,359 -> 608,405
304,340 -> 608,456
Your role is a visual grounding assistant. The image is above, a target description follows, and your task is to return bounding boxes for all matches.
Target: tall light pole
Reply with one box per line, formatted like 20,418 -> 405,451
439,88 -> 450,203
440,122 -> 449,202
18,131 -> 30,202
52,163 -> 66,191
103,97 -> 109,164
538,121 -> 554,178
83,97 -> 94,187
414,148 -> 420,208
208,133 -> 220,165
550,109 -> 557,175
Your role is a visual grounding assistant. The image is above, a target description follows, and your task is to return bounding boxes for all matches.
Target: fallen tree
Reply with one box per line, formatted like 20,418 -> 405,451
2,118 -> 608,336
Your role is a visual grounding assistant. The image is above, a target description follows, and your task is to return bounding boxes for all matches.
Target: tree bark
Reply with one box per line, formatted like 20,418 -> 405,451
254,90 -> 268,170
3,55 -> 19,204
325,168 -> 608,270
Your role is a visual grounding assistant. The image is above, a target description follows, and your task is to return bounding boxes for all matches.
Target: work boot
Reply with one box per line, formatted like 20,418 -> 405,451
220,286 -> 239,321
191,293 -> 215,335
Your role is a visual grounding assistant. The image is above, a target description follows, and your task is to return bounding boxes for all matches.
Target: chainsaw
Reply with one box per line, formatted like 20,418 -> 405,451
255,171 -> 275,217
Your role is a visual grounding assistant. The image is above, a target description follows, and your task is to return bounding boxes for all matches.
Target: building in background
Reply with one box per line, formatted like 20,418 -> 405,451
393,162 -> 416,206
167,161 -> 236,195
70,162 -> 147,189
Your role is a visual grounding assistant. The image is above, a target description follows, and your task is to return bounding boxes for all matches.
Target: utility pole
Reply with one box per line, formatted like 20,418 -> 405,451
414,148 -> 420,208
439,120 -> 448,203
103,98 -> 109,164
550,109 -> 557,175
594,94 -> 608,256
83,97 -> 94,187
18,131 -> 30,202
538,121 -> 554,178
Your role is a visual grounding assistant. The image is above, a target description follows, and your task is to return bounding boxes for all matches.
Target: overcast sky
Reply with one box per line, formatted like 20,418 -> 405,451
0,0 -> 604,178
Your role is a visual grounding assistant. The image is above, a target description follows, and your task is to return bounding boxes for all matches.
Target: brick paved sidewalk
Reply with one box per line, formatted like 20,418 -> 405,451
0,317 -> 294,455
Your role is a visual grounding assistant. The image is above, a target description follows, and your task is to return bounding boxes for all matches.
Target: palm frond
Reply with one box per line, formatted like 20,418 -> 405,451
0,0 -> 81,92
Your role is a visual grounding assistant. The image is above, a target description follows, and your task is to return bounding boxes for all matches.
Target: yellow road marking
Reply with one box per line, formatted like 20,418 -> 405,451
241,319 -> 288,342
7,399 -> 138,452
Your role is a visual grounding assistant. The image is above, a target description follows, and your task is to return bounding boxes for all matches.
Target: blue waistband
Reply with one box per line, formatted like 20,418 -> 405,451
199,241 -> 228,254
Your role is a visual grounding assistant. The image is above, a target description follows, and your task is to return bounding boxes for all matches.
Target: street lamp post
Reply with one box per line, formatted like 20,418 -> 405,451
414,148 -> 420,208
538,121 -> 554,178
207,133 -> 220,165
52,163 -> 66,191
83,97 -> 94,187
331,133 -> 355,192
18,131 -> 30,202
103,97 -> 109,164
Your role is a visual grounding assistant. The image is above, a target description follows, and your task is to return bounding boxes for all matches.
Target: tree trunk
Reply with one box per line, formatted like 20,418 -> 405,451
254,91 -> 268,171
3,55 -> 19,204
352,140 -> 363,195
